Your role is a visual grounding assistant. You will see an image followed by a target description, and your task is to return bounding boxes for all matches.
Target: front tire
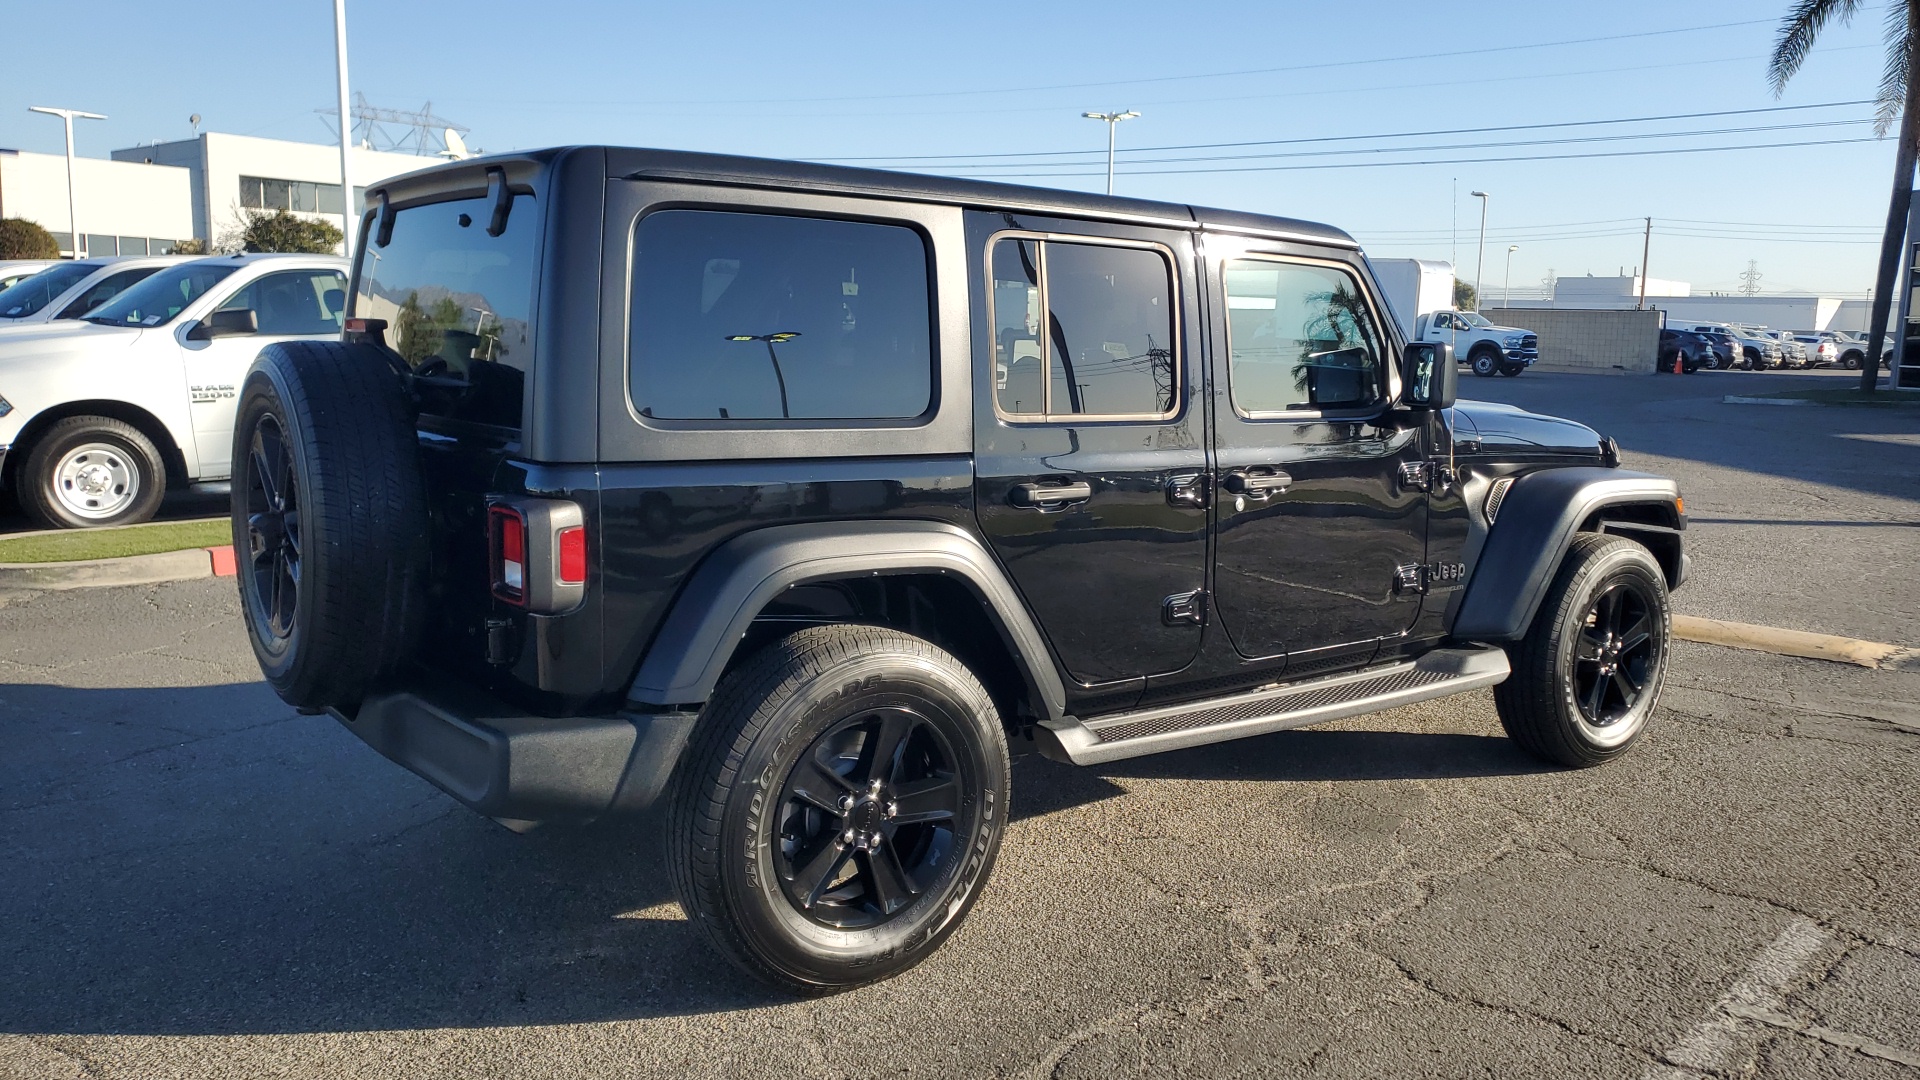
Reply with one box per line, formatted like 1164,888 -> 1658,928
1471,349 -> 1501,377
1493,533 -> 1670,768
19,416 -> 166,530
669,624 -> 1011,994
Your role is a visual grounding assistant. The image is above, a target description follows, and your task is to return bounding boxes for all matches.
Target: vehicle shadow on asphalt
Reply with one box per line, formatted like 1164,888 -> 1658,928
0,682 -> 1546,1038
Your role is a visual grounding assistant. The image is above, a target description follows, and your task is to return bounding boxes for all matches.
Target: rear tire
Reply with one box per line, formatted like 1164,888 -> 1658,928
232,340 -> 428,711
1498,362 -> 1524,377
1494,533 -> 1670,768
669,624 -> 1011,994
18,416 -> 166,530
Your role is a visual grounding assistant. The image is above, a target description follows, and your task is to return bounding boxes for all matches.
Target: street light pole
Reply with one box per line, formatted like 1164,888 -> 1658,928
1469,190 -> 1490,312
1082,111 -> 1139,196
333,0 -> 354,261
28,106 -> 107,258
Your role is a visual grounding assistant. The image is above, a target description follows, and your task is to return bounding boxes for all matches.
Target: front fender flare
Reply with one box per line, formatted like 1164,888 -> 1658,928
1451,467 -> 1682,641
626,520 -> 1066,718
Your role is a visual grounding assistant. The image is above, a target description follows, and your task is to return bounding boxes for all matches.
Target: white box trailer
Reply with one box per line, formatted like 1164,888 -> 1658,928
1370,257 -> 1456,339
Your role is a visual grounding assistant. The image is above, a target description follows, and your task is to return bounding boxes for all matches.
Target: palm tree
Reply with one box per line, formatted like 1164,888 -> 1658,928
1769,0 -> 1920,392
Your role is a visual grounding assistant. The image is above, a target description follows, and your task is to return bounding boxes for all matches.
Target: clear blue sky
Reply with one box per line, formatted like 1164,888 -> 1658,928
0,0 -> 1892,296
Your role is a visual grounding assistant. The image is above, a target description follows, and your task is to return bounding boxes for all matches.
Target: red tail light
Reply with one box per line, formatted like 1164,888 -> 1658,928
490,505 -> 528,605
557,525 -> 586,585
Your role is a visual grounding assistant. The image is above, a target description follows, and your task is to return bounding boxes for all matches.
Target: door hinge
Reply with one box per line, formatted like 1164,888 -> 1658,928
1162,589 -> 1207,626
1398,460 -> 1456,495
1393,563 -> 1428,597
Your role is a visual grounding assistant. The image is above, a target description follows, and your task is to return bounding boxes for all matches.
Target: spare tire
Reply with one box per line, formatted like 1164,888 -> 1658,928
232,340 -> 429,711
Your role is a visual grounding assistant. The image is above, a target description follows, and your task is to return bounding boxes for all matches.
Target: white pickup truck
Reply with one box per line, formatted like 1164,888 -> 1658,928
0,253 -> 347,528
1370,257 -> 1539,376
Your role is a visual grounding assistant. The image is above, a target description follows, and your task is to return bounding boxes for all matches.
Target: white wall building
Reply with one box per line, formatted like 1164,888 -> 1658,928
1501,274 -> 1860,332
0,148 -> 193,256
113,132 -> 433,251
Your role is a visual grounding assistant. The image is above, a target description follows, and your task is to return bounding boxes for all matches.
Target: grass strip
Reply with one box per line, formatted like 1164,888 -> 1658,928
0,519 -> 229,564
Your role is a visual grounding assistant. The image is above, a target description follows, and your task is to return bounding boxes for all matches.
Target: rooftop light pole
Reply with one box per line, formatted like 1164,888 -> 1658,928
1082,110 -> 1139,196
27,106 -> 107,258
1469,190 -> 1490,312
333,0 -> 354,261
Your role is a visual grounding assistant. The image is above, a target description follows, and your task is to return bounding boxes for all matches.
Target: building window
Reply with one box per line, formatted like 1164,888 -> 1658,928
85,234 -> 117,257
240,175 -> 354,214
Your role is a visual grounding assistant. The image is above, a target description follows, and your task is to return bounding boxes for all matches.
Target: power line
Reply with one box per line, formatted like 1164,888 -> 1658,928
816,100 -> 1874,163
940,135 -> 1881,179
902,118 -> 1877,175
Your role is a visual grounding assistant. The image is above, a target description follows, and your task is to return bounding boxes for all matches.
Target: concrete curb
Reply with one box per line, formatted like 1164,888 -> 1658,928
1722,396 -> 1816,406
1673,614 -> 1919,671
0,545 -> 236,591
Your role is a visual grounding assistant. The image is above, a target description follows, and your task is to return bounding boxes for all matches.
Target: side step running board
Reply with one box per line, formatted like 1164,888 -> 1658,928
1035,647 -> 1510,766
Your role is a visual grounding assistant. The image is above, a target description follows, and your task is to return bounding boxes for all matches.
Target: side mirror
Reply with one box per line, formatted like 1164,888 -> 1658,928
187,308 -> 258,341
1403,341 -> 1455,410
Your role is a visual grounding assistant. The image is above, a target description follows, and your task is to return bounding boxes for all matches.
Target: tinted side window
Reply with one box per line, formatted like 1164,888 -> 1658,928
1224,259 -> 1385,414
56,268 -> 160,320
989,237 -> 1176,419
220,270 -> 348,335
630,210 -> 932,421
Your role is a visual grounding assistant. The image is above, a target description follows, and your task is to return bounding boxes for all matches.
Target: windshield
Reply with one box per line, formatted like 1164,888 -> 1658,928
85,263 -> 239,327
0,262 -> 97,319
1457,312 -> 1492,328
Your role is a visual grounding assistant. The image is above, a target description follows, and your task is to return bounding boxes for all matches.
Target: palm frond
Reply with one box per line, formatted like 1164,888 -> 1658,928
1768,0 -> 1863,95
1877,0 -> 1916,136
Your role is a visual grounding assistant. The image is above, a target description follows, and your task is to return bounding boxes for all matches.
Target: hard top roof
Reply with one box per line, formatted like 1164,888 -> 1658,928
372,145 -> 1358,249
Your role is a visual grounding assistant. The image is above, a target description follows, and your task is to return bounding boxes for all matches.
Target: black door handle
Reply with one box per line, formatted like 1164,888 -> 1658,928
1009,481 -> 1093,510
1221,468 -> 1292,500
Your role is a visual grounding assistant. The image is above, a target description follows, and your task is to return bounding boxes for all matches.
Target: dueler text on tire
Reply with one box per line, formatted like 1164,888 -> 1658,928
1493,533 -> 1671,768
669,624 -> 1012,994
19,415 -> 166,529
232,340 -> 429,711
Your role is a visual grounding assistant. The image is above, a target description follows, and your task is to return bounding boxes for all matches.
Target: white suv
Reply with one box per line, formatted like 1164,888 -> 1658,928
0,256 -> 191,324
0,253 -> 347,528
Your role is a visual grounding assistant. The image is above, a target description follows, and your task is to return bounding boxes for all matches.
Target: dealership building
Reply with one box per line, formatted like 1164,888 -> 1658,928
0,131 -> 434,257
1501,274 -> 1871,335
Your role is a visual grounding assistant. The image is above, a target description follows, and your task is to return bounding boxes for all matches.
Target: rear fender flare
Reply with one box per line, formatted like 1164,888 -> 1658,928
1451,467 -> 1682,641
626,520 -> 1066,719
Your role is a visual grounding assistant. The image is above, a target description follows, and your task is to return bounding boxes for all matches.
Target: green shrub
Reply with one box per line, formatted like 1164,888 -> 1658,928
220,209 -> 342,254
0,218 -> 60,259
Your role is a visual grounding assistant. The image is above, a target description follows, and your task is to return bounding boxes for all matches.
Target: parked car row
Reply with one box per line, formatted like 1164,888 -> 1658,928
0,253 -> 348,528
1665,320 -> 1886,372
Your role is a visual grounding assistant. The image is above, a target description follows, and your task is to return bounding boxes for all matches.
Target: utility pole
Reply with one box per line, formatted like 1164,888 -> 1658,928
1637,217 -> 1652,310
1504,245 -> 1518,308
1082,111 -> 1139,196
1470,190 -> 1489,312
333,0 -> 354,261
27,106 -> 107,258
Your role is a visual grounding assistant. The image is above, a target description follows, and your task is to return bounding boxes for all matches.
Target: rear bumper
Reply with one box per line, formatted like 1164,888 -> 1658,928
330,674 -> 696,831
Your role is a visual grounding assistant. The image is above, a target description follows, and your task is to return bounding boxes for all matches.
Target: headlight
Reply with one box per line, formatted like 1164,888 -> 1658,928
0,394 -> 12,419
1504,335 -> 1523,347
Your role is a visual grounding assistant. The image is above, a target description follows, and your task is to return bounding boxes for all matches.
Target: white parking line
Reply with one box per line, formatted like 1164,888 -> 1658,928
1641,917 -> 1830,1079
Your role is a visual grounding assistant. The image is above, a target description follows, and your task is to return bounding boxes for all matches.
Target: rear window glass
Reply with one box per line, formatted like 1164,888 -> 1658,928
357,193 -> 538,429
629,209 -> 933,422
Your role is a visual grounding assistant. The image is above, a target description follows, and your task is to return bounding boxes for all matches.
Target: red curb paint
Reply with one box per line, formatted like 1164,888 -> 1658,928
208,545 -> 238,577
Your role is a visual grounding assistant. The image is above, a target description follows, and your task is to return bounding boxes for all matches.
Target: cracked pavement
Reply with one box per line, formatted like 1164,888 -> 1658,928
2,368 -> 1918,1079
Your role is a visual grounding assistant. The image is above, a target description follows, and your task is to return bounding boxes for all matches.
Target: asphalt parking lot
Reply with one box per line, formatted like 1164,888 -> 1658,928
2,367 -> 1917,1079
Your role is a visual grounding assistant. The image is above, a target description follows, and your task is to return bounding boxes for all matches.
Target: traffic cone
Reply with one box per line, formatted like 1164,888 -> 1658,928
1672,352 -> 1684,375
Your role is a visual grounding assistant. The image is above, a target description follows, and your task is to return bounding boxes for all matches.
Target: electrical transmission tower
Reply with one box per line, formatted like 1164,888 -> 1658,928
316,93 -> 472,156
1738,260 -> 1764,297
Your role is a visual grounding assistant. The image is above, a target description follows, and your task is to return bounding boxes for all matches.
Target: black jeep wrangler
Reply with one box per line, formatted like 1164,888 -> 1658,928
233,147 -> 1685,993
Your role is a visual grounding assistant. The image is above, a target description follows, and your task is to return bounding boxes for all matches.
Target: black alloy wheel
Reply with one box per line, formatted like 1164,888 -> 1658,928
242,414 -> 301,646
774,706 -> 962,929
1570,580 -> 1660,729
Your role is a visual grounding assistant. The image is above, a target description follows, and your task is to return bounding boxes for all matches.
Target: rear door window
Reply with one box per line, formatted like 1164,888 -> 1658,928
357,193 -> 539,429
629,209 -> 933,422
